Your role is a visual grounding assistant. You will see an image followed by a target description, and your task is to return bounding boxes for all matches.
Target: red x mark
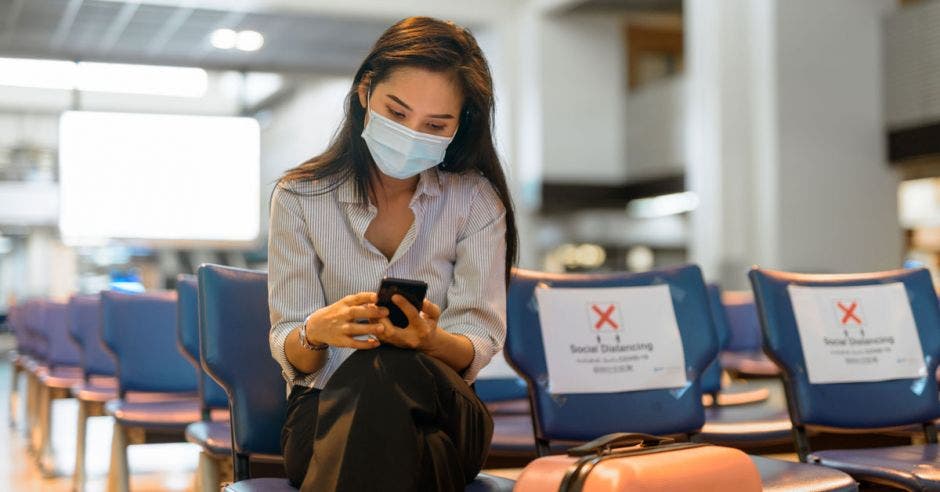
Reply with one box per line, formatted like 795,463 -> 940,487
592,304 -> 619,330
837,301 -> 862,325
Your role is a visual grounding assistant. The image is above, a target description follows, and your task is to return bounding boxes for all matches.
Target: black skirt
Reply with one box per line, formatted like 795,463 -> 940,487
281,345 -> 494,491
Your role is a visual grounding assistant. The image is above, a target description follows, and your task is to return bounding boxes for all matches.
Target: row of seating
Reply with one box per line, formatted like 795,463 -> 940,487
6,263 -> 939,490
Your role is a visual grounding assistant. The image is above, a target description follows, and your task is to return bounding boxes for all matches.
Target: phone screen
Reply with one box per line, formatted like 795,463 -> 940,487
377,278 -> 428,328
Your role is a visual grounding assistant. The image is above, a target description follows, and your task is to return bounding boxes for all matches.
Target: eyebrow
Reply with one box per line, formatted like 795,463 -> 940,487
387,94 -> 455,120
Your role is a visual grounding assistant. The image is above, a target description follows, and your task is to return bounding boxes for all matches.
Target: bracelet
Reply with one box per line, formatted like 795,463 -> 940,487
299,317 -> 329,351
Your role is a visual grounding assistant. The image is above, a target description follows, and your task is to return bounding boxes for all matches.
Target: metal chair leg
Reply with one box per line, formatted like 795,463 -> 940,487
107,422 -> 130,492
73,398 -> 89,492
39,385 -> 61,476
197,451 -> 222,492
8,361 -> 21,428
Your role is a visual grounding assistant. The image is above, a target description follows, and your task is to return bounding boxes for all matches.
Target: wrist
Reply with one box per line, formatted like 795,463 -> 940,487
299,314 -> 328,351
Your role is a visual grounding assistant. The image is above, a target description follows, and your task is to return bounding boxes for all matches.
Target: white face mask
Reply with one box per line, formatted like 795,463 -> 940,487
361,94 -> 456,180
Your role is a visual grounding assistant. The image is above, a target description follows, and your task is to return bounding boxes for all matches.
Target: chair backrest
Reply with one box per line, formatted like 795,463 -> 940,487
9,303 -> 29,355
41,300 -> 81,368
198,264 -> 283,458
701,284 -> 732,394
68,294 -> 116,378
504,264 -> 718,444
749,267 -> 940,429
723,291 -> 762,352
101,290 -> 198,395
27,299 -> 50,361
176,275 -> 229,414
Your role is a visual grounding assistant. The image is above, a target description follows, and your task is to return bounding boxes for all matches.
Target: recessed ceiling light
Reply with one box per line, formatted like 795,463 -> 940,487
211,28 -> 238,50
236,30 -> 264,52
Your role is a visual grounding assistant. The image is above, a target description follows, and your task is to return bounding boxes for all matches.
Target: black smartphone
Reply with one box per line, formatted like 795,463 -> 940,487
377,277 -> 428,328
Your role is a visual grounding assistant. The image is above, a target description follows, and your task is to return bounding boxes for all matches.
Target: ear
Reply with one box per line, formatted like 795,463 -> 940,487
356,75 -> 371,109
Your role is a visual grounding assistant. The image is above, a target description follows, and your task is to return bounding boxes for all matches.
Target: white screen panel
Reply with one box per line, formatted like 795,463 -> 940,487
59,111 -> 260,245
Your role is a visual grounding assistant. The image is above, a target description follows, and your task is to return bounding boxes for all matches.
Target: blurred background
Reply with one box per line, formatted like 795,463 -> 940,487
0,0 -> 936,310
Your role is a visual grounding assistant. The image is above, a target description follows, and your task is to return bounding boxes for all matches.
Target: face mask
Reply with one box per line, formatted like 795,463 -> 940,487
361,94 -> 456,180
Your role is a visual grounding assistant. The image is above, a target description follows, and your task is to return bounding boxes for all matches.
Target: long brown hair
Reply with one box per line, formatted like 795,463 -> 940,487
278,16 -> 518,282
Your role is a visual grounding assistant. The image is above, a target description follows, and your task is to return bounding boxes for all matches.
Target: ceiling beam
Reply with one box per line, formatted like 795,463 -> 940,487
50,0 -> 85,51
146,6 -> 195,56
98,0 -> 141,53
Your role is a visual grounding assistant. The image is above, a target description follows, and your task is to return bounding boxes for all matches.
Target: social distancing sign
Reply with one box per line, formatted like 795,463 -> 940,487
788,283 -> 927,385
535,284 -> 688,394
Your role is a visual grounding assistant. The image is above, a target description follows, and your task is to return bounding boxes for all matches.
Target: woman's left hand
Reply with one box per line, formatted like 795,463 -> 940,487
375,295 -> 442,351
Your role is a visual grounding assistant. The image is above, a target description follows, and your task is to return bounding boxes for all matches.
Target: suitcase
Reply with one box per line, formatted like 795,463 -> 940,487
514,432 -> 763,492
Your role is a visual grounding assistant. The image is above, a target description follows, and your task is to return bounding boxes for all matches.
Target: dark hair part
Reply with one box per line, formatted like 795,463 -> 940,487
279,16 -> 518,283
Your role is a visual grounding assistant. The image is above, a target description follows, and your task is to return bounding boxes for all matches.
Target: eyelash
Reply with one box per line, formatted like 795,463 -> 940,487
387,106 -> 445,131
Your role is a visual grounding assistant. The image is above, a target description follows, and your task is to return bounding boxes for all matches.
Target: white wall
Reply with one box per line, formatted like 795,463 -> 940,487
539,12 -> 628,183
774,0 -> 900,272
685,0 -> 900,287
625,76 -> 685,179
258,76 -> 352,234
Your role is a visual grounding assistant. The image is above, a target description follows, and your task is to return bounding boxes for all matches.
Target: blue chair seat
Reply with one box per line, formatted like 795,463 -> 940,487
223,473 -> 516,492
720,351 -> 780,377
810,445 -> 940,491
105,397 -> 201,430
185,420 -> 232,456
73,377 -> 118,402
751,456 -> 857,491
700,399 -> 793,446
485,398 -> 530,415
38,365 -> 84,389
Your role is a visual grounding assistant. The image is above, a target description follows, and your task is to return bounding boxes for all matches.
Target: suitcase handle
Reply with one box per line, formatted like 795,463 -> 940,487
566,432 -> 675,457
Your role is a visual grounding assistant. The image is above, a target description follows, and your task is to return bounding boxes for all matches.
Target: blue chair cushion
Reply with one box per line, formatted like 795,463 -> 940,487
224,478 -> 296,492
186,420 -> 232,456
811,444 -> 940,490
38,365 -> 83,389
699,406 -> 793,446
105,397 -> 201,430
719,351 -> 780,377
223,473 -> 515,492
74,378 -> 118,402
751,455 -> 857,491
485,398 -> 530,415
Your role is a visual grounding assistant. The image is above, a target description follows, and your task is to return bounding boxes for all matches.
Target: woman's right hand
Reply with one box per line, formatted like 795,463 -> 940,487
304,292 -> 389,350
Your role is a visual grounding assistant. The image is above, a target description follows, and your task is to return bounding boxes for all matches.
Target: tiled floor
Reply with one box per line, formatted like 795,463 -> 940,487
0,334 -> 201,491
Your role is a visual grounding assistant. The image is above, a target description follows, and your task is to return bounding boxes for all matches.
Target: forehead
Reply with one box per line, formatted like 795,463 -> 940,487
377,67 -> 463,113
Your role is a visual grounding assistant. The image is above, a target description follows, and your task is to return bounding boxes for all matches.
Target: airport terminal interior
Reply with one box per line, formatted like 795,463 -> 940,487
3,0 -> 940,490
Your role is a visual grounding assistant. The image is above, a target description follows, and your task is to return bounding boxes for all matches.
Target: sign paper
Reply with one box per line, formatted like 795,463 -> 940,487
788,283 -> 926,384
535,284 -> 688,394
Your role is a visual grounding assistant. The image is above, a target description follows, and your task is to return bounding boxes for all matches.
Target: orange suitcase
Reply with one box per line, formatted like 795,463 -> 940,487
514,433 -> 762,492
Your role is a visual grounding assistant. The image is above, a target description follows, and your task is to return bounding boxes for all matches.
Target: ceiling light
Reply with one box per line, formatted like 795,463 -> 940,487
236,30 -> 264,52
211,28 -> 238,49
0,57 -> 76,90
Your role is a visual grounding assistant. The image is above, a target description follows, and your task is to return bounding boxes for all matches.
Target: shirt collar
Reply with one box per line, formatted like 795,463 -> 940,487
336,167 -> 442,204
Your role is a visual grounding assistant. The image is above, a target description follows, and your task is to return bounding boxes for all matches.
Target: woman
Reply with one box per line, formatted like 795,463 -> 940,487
268,16 -> 518,491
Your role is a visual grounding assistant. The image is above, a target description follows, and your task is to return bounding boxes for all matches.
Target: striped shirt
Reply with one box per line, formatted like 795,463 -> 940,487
267,167 -> 507,390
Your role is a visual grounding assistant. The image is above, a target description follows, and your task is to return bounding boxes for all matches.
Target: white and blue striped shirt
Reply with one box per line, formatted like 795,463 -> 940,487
268,167 -> 507,390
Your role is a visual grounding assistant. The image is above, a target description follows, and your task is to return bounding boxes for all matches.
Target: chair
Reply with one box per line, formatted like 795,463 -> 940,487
196,263 -> 514,491
750,266 -> 940,490
476,376 -> 530,415
697,284 -> 792,451
32,300 -> 84,475
504,265 -> 857,491
176,275 -> 236,491
721,290 -> 781,377
68,293 -> 121,491
101,290 -> 201,492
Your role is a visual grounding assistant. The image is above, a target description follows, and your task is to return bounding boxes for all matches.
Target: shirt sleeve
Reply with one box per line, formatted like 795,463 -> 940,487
437,178 -> 508,384
268,183 -> 328,387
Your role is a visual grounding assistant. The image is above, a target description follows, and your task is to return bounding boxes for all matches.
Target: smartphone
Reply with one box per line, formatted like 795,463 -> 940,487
377,277 -> 428,328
